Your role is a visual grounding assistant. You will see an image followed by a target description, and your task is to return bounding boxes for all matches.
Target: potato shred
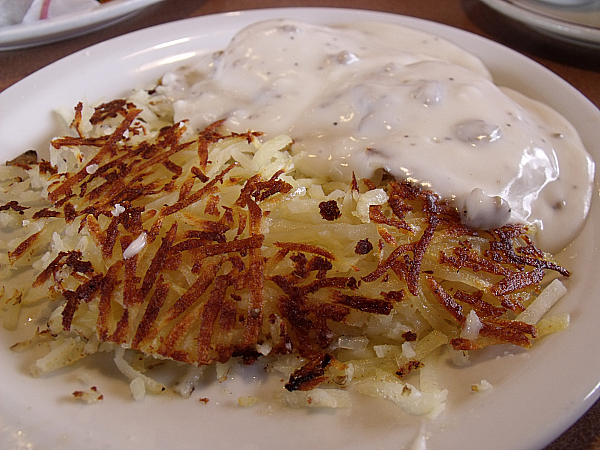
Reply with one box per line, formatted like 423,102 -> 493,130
0,99 -> 571,415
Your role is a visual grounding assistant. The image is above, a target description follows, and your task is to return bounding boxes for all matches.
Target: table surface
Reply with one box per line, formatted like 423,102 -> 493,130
1,0 -> 599,448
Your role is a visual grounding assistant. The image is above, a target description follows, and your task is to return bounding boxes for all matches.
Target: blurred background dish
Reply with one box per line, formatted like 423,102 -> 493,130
537,0 -> 593,5
0,0 -> 164,50
480,0 -> 600,47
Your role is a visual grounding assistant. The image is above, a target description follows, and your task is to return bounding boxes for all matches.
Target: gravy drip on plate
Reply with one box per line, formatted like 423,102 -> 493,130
157,19 -> 594,253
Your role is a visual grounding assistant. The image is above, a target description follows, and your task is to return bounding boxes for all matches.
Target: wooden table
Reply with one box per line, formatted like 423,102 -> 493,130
1,1 -> 599,448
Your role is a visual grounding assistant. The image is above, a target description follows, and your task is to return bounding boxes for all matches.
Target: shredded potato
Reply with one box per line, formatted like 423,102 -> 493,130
0,99 -> 571,416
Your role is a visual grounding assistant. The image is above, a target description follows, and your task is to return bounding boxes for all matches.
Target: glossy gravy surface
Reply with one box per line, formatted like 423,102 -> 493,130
157,19 -> 594,253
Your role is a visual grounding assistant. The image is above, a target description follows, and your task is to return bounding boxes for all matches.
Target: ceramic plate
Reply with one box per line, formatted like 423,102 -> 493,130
1,8 -> 599,450
0,0 -> 164,50
481,0 -> 600,47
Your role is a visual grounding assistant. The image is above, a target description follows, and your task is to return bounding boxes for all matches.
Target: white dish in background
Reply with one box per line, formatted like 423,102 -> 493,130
538,0 -> 593,5
0,7 -> 599,450
0,0 -> 164,50
481,0 -> 600,47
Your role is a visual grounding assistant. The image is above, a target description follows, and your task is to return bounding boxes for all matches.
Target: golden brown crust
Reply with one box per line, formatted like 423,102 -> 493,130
12,100 -> 570,391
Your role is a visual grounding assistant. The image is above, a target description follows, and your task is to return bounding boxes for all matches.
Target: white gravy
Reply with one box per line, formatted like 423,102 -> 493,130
156,19 -> 594,253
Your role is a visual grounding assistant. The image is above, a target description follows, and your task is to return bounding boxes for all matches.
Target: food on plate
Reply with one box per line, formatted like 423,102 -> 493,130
0,99 -> 572,414
0,19 -> 592,416
152,19 -> 594,253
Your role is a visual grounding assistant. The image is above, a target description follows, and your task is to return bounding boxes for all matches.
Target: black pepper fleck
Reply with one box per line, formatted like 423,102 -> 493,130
355,238 -> 373,255
319,200 -> 342,221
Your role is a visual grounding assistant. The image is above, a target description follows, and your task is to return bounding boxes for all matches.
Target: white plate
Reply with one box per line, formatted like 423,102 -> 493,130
0,0 -> 164,50
1,8 -> 599,450
481,0 -> 600,48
